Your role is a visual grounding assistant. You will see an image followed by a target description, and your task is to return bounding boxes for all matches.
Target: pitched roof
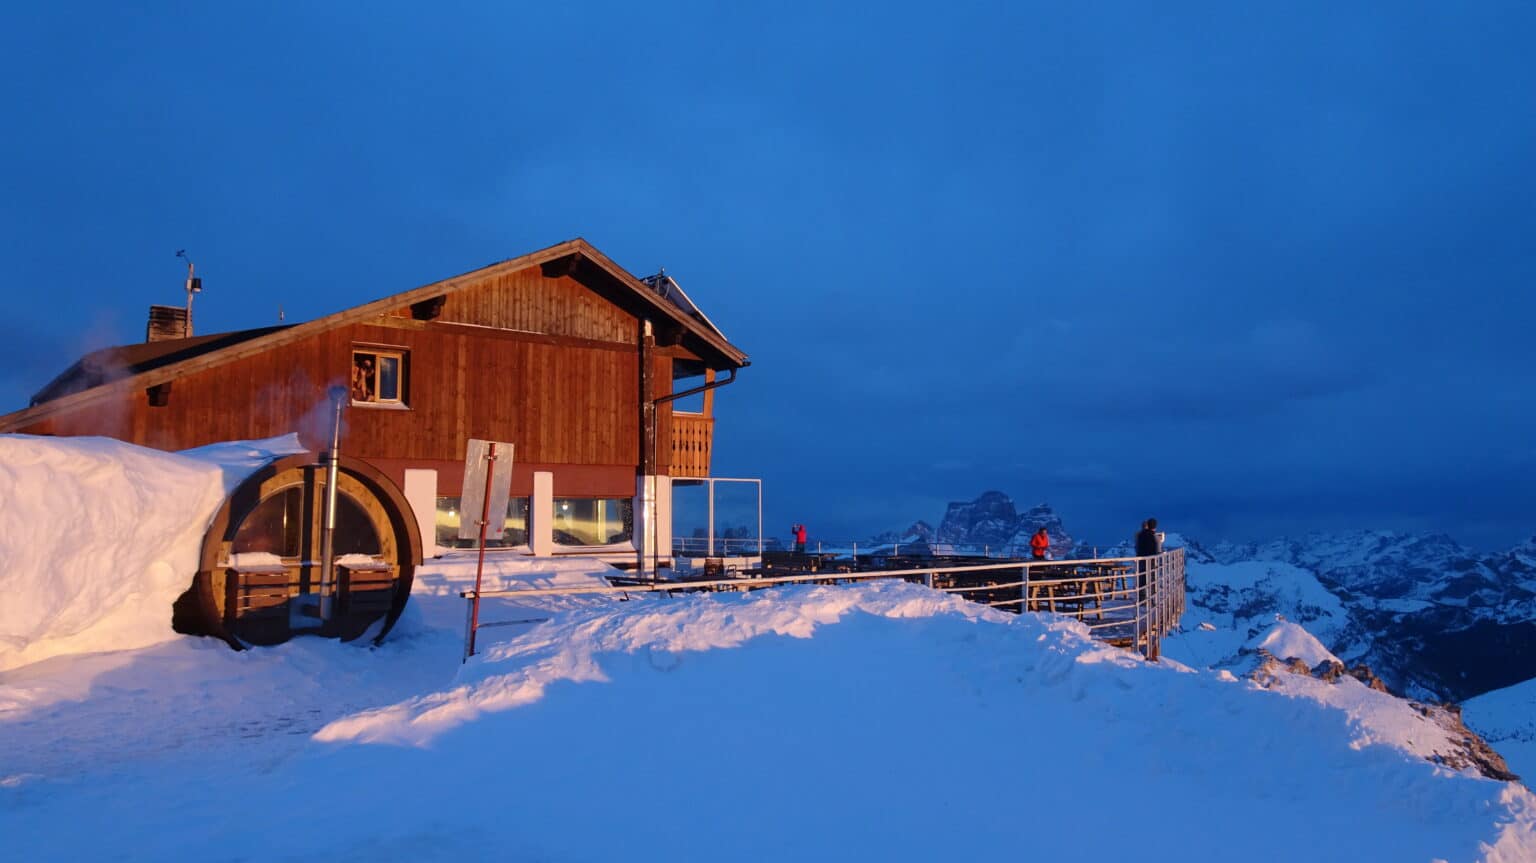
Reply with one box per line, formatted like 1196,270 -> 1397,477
640,270 -> 732,344
2,238 -> 749,431
29,326 -> 290,406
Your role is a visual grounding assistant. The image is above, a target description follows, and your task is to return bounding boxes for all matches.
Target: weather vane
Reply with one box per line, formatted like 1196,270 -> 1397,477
174,249 -> 203,337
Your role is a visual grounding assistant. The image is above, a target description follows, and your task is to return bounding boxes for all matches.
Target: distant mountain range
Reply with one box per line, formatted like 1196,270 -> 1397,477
874,491 -> 1536,703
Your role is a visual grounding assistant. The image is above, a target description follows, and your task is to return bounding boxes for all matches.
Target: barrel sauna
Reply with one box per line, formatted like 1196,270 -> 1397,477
173,454 -> 423,648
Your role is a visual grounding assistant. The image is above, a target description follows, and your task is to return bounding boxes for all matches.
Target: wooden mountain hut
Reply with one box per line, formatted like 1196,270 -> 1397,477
0,238 -> 751,646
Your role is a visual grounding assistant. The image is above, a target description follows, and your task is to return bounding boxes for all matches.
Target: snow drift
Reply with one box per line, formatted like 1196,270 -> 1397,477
0,434 -> 304,671
3,579 -> 1534,860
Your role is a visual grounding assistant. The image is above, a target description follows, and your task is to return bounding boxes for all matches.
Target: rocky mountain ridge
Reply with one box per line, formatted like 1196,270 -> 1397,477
933,491 -> 1077,556
1200,529 -> 1536,702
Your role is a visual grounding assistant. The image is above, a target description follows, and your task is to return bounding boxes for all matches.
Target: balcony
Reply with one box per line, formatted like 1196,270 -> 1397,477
669,412 -> 713,477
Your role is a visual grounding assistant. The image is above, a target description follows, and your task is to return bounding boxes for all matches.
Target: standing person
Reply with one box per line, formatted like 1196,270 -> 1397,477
1135,518 -> 1161,557
351,356 -> 375,401
792,523 -> 808,554
1029,527 -> 1050,561
1134,518 -> 1161,609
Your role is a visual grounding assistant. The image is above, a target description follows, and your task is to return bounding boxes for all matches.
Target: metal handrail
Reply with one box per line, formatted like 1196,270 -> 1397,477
463,549 -> 1186,661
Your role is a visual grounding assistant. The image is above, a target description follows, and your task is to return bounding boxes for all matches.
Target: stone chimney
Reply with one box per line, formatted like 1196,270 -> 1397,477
146,305 -> 189,342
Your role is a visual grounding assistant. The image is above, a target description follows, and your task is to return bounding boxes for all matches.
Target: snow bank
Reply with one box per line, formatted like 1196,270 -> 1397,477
0,434 -> 304,671
410,552 -> 615,595
319,578 -> 1008,746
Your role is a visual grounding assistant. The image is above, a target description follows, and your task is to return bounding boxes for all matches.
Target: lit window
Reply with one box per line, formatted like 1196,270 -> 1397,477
435,496 -> 530,548
351,348 -> 407,405
553,498 -> 634,546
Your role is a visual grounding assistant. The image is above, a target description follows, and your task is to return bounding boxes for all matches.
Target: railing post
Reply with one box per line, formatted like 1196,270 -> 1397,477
1021,564 -> 1028,613
462,592 -> 475,663
1134,556 -> 1145,659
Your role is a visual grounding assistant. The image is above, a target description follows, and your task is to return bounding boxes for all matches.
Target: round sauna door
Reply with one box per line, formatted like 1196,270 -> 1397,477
219,463 -> 403,645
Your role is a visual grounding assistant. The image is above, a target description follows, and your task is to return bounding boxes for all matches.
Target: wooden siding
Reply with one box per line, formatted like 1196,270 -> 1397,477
435,268 -> 634,344
23,320 -> 649,496
8,260 -> 732,496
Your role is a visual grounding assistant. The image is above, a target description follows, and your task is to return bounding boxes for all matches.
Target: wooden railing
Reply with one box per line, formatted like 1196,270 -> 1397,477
669,412 -> 713,477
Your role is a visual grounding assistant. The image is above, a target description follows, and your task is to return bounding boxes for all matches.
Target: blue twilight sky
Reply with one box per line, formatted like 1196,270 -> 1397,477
2,3 -> 1533,550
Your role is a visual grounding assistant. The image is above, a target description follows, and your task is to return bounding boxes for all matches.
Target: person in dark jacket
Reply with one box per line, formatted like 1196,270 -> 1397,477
1135,518 -> 1161,607
1135,518 -> 1161,557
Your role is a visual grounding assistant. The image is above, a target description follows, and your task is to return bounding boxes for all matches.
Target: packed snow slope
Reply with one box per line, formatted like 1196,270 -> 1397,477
3,582 -> 1532,862
0,433 -> 304,672
1465,676 -> 1536,783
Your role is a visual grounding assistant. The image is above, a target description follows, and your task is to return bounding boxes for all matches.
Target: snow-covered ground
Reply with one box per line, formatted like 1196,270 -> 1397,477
1465,677 -> 1536,783
3,436 -> 1534,861
3,578 -> 1533,861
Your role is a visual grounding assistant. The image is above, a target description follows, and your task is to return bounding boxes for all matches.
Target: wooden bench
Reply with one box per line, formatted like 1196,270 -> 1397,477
338,561 -> 396,616
225,564 -> 291,618
225,563 -> 294,645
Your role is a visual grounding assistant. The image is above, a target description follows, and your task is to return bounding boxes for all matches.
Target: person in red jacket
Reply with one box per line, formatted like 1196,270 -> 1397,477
1029,527 -> 1050,561
792,523 -> 808,554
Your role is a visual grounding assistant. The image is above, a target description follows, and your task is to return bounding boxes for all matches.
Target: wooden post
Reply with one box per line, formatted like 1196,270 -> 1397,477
639,320 -> 655,476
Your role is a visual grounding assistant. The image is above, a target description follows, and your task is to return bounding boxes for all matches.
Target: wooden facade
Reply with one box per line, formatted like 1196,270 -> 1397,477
1,239 -> 750,501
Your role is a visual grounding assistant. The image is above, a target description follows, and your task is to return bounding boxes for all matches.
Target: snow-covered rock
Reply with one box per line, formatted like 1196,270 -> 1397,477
1205,529 -> 1536,701
1251,619 -> 1341,668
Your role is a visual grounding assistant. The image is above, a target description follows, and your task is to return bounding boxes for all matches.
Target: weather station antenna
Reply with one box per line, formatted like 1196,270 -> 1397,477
175,249 -> 203,337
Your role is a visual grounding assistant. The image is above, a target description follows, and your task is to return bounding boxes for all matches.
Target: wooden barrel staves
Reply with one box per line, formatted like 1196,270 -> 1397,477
172,454 -> 423,649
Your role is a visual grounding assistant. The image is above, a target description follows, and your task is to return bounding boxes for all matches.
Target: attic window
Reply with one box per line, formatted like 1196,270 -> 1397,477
351,348 -> 407,406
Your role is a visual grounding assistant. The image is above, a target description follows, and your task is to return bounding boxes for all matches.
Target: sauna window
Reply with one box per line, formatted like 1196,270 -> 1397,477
351,348 -> 407,406
231,486 -> 303,558
334,493 -> 383,557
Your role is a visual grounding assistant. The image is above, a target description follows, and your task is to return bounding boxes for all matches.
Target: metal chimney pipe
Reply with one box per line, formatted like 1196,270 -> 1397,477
318,385 -> 349,621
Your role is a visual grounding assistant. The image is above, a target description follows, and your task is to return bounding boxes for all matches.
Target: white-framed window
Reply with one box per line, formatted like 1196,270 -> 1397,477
351,347 -> 407,406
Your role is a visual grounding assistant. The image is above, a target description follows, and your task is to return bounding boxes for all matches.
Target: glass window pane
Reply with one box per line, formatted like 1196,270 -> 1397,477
377,355 -> 399,401
334,493 -> 382,556
553,497 -> 633,546
436,495 -> 530,548
503,497 -> 529,545
435,496 -> 462,548
232,486 -> 303,557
